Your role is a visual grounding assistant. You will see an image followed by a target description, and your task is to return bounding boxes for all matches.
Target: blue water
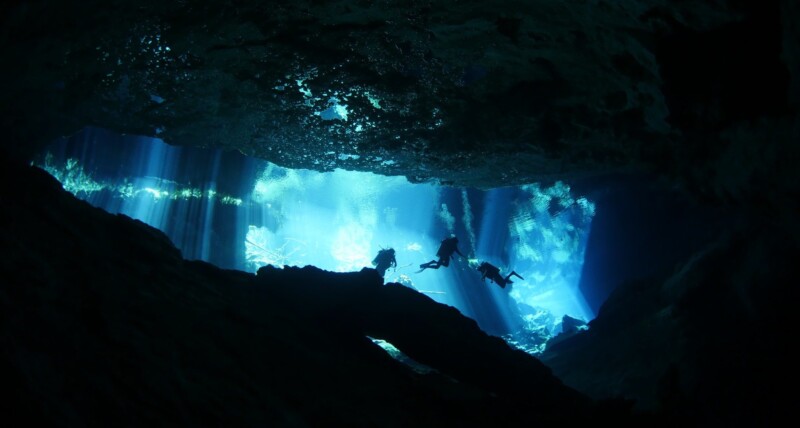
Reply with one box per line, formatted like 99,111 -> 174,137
37,127 -> 595,348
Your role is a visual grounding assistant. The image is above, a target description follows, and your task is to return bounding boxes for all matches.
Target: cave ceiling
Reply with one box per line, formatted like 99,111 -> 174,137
1,0 -> 793,190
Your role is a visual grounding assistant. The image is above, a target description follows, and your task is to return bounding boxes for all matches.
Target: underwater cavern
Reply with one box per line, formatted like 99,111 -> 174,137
1,1 -> 797,427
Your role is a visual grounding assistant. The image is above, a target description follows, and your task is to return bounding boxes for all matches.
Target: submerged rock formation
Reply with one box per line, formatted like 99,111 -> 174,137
1,0 -> 794,193
540,221 -> 798,425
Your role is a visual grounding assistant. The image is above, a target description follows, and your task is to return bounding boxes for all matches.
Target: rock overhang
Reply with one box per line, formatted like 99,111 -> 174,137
0,0 -> 793,192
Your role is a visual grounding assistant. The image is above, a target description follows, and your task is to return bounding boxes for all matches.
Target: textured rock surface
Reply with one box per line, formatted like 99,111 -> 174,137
4,0 -> 791,191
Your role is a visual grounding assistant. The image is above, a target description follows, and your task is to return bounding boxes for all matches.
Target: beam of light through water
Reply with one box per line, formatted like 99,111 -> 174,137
36,128 -> 596,355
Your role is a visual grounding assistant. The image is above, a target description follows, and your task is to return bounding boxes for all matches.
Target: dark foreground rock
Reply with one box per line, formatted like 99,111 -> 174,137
540,217 -> 799,426
0,153 -> 639,426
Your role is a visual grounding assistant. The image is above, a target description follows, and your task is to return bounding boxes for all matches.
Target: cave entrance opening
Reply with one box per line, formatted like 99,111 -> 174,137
35,126 -> 596,355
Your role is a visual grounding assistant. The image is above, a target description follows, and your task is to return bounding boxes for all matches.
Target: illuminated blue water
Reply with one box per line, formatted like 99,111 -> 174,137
37,127 -> 595,349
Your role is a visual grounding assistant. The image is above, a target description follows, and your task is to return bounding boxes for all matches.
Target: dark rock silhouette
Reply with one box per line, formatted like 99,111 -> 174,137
0,154 -> 632,426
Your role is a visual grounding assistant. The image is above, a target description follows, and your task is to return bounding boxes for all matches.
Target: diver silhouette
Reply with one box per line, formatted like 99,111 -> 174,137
477,261 -> 523,289
372,247 -> 397,277
418,236 -> 464,272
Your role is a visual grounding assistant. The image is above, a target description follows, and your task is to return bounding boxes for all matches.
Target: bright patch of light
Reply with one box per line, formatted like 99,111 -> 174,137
437,203 -> 456,233
245,163 -> 441,280
368,336 -> 435,374
252,164 -> 304,203
461,189 -> 477,255
507,182 -> 596,330
220,196 -> 242,206
406,242 -> 422,252
143,187 -> 167,199
552,249 -> 570,263
245,226 -> 304,268
40,154 -> 106,195
533,193 -> 551,212
365,92 -> 382,109
331,223 -> 373,271
577,197 -> 596,216
37,152 -> 243,206
296,79 -> 312,97
316,97 -> 349,121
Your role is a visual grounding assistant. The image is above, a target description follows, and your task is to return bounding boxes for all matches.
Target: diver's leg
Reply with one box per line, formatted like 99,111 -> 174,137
418,260 -> 436,272
509,270 -> 524,280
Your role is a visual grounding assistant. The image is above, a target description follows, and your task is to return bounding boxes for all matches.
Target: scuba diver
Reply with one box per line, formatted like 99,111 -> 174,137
372,247 -> 397,277
418,236 -> 464,272
477,261 -> 524,289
